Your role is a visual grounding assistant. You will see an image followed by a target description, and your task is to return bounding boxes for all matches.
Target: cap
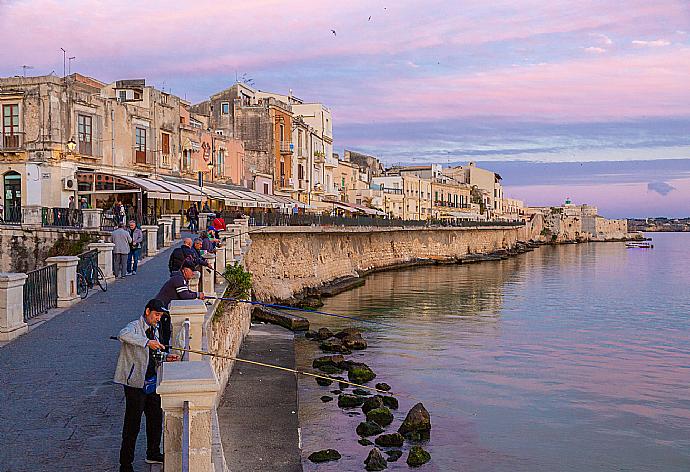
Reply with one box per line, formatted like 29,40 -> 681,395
145,298 -> 169,314
181,259 -> 196,271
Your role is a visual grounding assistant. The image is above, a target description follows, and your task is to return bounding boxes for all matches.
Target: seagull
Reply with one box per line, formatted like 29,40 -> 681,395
368,16 -> 372,21
331,29 -> 336,36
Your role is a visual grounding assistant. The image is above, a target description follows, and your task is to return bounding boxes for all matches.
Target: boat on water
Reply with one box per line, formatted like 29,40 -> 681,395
626,241 -> 654,249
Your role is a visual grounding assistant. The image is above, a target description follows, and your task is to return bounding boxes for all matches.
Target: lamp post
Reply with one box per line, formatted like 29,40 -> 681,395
66,138 -> 77,154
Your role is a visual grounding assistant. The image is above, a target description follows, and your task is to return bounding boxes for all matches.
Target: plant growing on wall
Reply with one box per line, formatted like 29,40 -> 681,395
223,262 -> 252,299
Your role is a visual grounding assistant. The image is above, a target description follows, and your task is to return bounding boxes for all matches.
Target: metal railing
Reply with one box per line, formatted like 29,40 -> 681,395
157,224 -> 165,247
101,211 -> 158,231
101,211 -> 118,231
41,207 -> 83,228
1,205 -> 22,225
23,264 -> 58,321
182,400 -> 190,472
141,230 -> 148,257
249,213 -> 525,228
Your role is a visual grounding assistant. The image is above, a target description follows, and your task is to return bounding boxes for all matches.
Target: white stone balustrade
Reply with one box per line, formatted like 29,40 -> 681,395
189,271 -> 201,293
141,225 -> 159,257
81,208 -> 103,230
168,299 -> 206,361
201,254 -> 216,295
225,224 -> 242,259
214,244 -> 226,284
0,273 -> 28,341
199,213 -> 214,232
45,256 -> 80,307
157,361 -> 220,472
158,218 -> 173,247
87,242 -> 115,280
164,214 -> 183,239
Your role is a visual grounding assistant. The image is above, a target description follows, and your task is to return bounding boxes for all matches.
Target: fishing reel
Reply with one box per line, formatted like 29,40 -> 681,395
152,350 -> 167,364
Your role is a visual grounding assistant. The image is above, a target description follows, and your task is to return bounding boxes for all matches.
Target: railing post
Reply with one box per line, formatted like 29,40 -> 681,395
141,225 -> 159,256
87,242 -> 116,280
238,216 -> 250,246
189,271 -> 201,293
201,254 -> 216,295
44,256 -> 80,307
214,243 -> 226,284
164,214 -> 182,239
168,299 -> 206,360
82,208 -> 103,230
157,361 -> 220,472
0,273 -> 28,341
20,205 -> 42,229
225,224 -> 241,260
158,218 -> 173,247
199,213 -> 214,232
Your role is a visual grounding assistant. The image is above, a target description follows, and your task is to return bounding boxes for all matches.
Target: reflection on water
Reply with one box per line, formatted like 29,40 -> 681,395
297,233 -> 690,471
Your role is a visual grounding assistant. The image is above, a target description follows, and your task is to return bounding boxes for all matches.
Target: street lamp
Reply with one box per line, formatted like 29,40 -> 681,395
66,138 -> 77,153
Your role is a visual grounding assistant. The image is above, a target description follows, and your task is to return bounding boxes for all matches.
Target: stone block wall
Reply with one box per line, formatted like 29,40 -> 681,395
207,300 -> 252,391
244,226 -> 526,302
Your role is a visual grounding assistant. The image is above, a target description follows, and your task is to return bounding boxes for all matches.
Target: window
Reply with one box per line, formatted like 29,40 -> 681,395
2,104 -> 19,148
118,90 -> 127,102
263,182 -> 269,194
221,102 -> 230,114
161,133 -> 170,155
135,127 -> 147,164
77,114 -> 92,155
298,164 -> 304,180
182,150 -> 192,171
279,124 -> 284,141
216,150 -> 225,177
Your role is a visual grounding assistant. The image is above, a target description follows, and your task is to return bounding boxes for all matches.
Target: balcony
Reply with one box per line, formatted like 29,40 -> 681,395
279,141 -> 293,154
0,132 -> 23,152
324,156 -> 338,168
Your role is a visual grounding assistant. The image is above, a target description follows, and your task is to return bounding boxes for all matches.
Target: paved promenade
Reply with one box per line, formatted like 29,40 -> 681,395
0,243 -> 181,472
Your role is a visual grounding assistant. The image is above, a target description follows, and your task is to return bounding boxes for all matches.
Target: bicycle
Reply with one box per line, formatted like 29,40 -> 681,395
76,254 -> 107,299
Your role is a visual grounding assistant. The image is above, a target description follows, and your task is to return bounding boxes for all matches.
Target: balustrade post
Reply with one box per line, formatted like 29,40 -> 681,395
225,224 -> 241,260
158,218 -> 173,247
238,216 -> 250,246
214,241 -> 227,284
44,256 -> 79,307
189,271 -> 201,293
0,273 -> 28,341
201,254 -> 216,295
87,242 -> 116,280
141,225 -> 159,257
157,361 -> 219,472
82,208 -> 103,231
164,214 -> 182,239
20,205 -> 42,229
168,299 -> 207,361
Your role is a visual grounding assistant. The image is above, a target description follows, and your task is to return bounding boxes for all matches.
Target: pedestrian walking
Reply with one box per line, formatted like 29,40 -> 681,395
114,299 -> 179,472
155,259 -> 205,347
112,223 -> 132,278
186,203 -> 199,231
126,220 -> 144,275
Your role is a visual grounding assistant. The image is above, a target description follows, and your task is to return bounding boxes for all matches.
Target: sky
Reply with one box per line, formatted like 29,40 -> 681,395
1,0 -> 689,217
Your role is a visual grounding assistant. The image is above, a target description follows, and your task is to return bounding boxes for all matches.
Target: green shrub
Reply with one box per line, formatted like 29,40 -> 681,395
223,262 -> 252,300
47,233 -> 95,257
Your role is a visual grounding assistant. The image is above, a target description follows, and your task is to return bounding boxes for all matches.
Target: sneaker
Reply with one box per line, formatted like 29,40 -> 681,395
132,271 -> 137,275
145,452 -> 164,464
125,272 -> 132,276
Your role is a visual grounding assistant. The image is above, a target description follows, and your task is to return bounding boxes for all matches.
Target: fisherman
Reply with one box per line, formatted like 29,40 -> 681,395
114,299 -> 179,472
154,259 -> 205,347
168,237 -> 207,274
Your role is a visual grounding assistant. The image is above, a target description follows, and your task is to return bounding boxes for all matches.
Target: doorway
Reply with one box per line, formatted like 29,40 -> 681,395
3,171 -> 21,222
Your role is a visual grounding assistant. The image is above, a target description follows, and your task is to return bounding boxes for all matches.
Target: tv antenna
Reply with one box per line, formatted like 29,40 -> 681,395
21,65 -> 34,77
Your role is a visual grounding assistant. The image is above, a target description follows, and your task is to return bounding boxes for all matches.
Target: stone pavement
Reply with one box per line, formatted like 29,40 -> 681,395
0,240 -> 185,472
217,323 -> 302,472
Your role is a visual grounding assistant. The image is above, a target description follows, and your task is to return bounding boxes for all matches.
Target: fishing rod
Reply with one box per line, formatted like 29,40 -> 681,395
206,294 -> 395,328
109,336 -> 392,395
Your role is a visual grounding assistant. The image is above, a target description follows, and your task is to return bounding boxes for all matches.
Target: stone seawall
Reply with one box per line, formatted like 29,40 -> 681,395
207,301 -> 253,392
245,225 -> 537,302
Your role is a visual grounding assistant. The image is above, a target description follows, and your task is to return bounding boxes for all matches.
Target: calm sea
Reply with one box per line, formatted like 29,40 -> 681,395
296,232 -> 690,471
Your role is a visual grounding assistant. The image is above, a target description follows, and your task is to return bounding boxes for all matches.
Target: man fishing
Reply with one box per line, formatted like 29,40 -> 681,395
114,299 -> 179,472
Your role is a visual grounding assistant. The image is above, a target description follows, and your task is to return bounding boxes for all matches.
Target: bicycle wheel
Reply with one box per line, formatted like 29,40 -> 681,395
95,266 -> 107,292
76,273 -> 89,299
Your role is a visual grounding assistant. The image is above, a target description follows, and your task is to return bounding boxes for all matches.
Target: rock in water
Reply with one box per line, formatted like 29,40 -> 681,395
358,438 -> 374,446
366,407 -> 393,427
353,388 -> 372,396
318,364 -> 343,375
361,396 -> 384,414
381,395 -> 398,410
315,377 -> 332,386
319,338 -> 351,354
365,448 -> 388,471
305,330 -> 318,339
308,449 -> 341,463
320,395 -> 333,403
317,327 -> 334,340
385,449 -> 403,462
342,334 -> 368,350
312,355 -> 345,369
374,432 -> 404,448
375,382 -> 391,391
406,446 -> 431,467
330,389 -> 342,395
338,394 -> 365,408
335,327 -> 363,339
356,421 -> 385,437
398,403 -> 431,438
347,362 -> 376,383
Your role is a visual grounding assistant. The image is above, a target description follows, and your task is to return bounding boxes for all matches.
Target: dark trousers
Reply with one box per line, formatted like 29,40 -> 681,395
119,385 -> 162,466
127,248 -> 141,273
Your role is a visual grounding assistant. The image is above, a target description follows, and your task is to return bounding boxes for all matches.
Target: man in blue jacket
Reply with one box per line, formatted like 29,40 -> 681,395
114,299 -> 179,472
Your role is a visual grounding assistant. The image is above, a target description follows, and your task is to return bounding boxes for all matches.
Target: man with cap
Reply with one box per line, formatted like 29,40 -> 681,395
154,259 -> 205,348
114,299 -> 179,472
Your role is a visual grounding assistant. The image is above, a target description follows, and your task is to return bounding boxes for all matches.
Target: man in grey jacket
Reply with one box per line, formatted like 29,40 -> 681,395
126,220 -> 144,275
111,223 -> 132,278
114,299 -> 178,472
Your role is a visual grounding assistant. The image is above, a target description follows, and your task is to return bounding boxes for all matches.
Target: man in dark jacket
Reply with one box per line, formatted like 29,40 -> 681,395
154,260 -> 205,348
168,238 -> 207,274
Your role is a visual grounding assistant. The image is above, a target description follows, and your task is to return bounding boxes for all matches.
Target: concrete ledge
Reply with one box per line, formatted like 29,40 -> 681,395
247,224 -> 524,234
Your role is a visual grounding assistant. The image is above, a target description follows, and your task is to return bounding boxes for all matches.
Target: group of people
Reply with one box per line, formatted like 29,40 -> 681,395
111,221 -> 144,278
114,234 -> 211,472
67,195 -> 91,210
